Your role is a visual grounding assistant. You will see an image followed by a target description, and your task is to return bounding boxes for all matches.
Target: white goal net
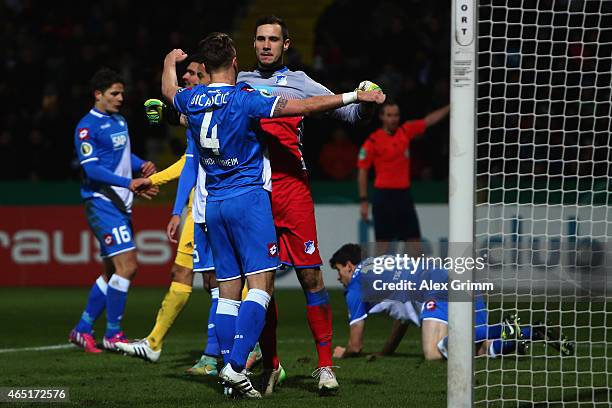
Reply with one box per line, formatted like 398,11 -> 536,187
472,0 -> 612,406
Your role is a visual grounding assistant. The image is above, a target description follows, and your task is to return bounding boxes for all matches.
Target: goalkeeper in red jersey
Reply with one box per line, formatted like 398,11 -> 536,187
237,15 -> 379,394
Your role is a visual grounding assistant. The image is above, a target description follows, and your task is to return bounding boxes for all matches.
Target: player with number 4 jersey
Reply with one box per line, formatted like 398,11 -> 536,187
160,32 -> 384,398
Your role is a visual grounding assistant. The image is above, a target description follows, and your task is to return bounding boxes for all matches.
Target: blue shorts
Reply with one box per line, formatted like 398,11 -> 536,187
205,188 -> 280,281
421,296 -> 488,326
193,223 -> 215,272
84,198 -> 135,258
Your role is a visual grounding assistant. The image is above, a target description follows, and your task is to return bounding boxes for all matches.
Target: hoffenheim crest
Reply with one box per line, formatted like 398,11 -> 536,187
304,240 -> 315,255
275,75 -> 288,86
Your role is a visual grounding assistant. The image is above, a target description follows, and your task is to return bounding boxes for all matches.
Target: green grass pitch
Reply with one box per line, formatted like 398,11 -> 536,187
1,288 -> 609,407
0,288 -> 446,408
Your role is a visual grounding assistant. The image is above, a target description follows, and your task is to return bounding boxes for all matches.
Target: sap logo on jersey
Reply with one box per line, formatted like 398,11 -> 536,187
268,243 -> 278,257
78,128 -> 90,140
304,240 -> 316,255
111,132 -> 127,149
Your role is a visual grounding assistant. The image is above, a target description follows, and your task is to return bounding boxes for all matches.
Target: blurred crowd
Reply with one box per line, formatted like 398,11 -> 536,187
0,0 -> 450,183
477,0 -> 611,194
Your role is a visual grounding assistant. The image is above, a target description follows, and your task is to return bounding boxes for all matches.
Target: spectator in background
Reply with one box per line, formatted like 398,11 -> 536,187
357,101 -> 449,255
319,127 -> 358,180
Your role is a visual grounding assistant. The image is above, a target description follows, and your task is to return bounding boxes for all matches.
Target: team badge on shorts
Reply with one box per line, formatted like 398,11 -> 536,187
268,243 -> 278,257
103,234 -> 114,246
425,300 -> 437,311
304,240 -> 316,255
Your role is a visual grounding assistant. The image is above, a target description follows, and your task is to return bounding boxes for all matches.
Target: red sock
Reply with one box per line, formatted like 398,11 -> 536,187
259,295 -> 279,369
306,303 -> 333,368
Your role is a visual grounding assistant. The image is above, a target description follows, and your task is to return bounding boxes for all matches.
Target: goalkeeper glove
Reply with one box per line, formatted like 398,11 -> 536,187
144,99 -> 165,125
355,80 -> 382,93
144,99 -> 181,126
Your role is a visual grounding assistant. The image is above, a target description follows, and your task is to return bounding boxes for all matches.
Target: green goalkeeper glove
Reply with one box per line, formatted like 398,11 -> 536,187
144,99 -> 165,125
355,80 -> 382,92
144,98 -> 181,126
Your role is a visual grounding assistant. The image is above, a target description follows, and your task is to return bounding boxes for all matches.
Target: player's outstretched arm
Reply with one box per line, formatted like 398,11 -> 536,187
149,155 -> 186,186
423,104 -> 450,127
379,320 -> 409,356
82,161 -> 131,189
334,320 -> 365,358
129,178 -> 159,200
162,49 -> 188,103
272,90 -> 386,118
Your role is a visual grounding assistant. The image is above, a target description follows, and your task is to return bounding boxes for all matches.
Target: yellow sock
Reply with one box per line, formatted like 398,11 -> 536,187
146,281 -> 192,351
241,283 -> 249,301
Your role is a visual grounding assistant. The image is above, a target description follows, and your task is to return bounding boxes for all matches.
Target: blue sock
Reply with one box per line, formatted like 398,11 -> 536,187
305,288 -> 329,306
75,276 -> 108,334
229,289 -> 270,372
105,274 -> 130,338
490,339 -> 516,357
521,326 -> 532,339
216,298 -> 240,365
486,324 -> 504,339
474,324 -> 503,342
204,288 -> 220,357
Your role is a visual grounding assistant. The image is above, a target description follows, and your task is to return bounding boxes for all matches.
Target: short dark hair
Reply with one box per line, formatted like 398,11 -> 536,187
329,244 -> 362,269
380,99 -> 400,114
90,68 -> 124,94
186,52 -> 205,65
255,15 -> 289,41
198,32 -> 236,74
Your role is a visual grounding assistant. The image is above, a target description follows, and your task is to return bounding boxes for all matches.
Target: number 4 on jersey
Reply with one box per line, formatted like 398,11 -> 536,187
200,109 -> 219,155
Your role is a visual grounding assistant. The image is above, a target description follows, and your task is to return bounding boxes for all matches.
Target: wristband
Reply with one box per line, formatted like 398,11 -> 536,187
360,197 -> 368,202
342,91 -> 358,105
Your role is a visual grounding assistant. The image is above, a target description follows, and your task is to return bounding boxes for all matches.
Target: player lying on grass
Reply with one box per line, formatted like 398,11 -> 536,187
329,244 -> 575,360
155,33 -> 385,398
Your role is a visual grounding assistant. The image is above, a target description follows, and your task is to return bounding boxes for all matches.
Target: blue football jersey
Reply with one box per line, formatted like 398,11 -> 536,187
74,108 -> 134,210
173,82 -> 279,201
344,270 -> 370,325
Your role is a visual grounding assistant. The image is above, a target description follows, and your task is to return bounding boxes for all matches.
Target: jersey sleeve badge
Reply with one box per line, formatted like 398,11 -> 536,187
80,142 -> 94,157
78,128 -> 90,140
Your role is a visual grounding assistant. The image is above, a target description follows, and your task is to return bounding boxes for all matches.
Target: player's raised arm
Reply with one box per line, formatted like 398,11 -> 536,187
423,104 -> 450,127
162,49 -> 189,103
272,90 -> 386,118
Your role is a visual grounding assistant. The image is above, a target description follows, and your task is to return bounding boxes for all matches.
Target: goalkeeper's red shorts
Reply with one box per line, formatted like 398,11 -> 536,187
271,174 -> 323,269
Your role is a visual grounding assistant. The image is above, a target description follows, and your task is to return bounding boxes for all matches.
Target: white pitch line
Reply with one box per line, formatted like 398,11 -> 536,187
0,344 -> 74,354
